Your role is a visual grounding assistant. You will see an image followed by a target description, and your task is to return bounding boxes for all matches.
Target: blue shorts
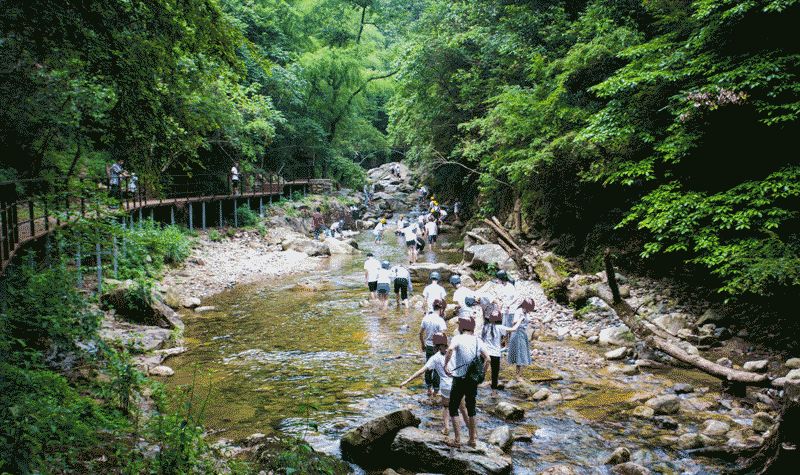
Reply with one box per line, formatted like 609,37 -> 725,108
376,283 -> 391,294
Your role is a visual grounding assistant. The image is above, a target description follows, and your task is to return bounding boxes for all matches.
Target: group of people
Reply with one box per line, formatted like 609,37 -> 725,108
106,159 -> 138,204
364,254 -> 534,448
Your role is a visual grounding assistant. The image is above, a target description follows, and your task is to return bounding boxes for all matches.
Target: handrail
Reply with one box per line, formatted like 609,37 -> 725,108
0,172 -> 332,274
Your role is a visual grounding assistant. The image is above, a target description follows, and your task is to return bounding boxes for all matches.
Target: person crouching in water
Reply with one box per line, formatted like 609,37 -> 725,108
376,260 -> 393,310
419,299 -> 448,400
401,333 -> 469,436
507,298 -> 535,379
445,317 -> 490,448
481,309 -> 521,396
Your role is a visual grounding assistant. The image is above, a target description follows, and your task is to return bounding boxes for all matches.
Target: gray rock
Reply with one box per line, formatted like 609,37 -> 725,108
676,433 -> 714,450
652,313 -> 690,334
672,383 -> 694,394
653,416 -> 678,430
465,244 -> 517,272
100,280 -> 183,329
340,410 -> 420,467
531,388 -> 550,401
786,369 -> 800,382
605,347 -> 629,360
488,425 -> 513,452
611,462 -> 651,475
194,305 -> 216,313
716,357 -> 733,368
785,358 -> 800,369
604,446 -> 631,465
586,335 -> 600,344
645,395 -> 680,415
752,412 -> 774,433
149,365 -> 175,377
408,262 -> 459,284
697,308 -> 724,326
182,297 -> 201,308
390,427 -> 512,475
631,406 -> 654,419
539,466 -> 579,475
282,236 -> 330,256
599,325 -> 635,347
701,419 -> 731,437
324,237 -> 359,255
743,360 -> 769,372
492,401 -> 524,421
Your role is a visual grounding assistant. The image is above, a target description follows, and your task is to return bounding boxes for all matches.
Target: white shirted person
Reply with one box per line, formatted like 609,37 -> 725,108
422,273 -> 447,312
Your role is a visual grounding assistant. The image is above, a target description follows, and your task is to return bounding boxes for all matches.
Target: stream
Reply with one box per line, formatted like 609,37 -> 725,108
167,231 -> 732,474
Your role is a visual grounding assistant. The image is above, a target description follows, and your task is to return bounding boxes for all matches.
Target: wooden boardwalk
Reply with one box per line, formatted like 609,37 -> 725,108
0,179 -> 327,273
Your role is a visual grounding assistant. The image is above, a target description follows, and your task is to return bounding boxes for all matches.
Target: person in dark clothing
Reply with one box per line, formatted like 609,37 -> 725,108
311,207 -> 325,239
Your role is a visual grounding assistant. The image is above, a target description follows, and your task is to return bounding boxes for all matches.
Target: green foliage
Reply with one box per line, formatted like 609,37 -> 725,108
0,260 -> 99,363
208,229 -> 223,242
237,205 -> 260,227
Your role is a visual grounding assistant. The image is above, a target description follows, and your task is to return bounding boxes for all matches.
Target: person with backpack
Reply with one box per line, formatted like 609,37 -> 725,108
419,299 -> 448,400
507,298 -> 535,379
444,317 -> 490,448
481,309 -> 522,396
401,332 -> 469,436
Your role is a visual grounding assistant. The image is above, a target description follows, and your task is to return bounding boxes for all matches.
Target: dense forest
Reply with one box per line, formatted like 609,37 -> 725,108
2,0 -> 800,472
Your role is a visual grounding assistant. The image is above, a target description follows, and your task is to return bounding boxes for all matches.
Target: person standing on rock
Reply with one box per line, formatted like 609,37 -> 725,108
422,272 -> 447,313
495,270 -> 520,327
373,218 -> 386,243
445,317 -> 490,448
376,260 -> 393,310
507,298 -> 535,378
364,253 -> 381,301
419,299 -> 448,400
401,332 -> 469,436
390,263 -> 412,308
453,201 -> 461,221
402,221 -> 420,264
312,207 -> 325,240
424,215 -> 439,250
481,309 -> 521,396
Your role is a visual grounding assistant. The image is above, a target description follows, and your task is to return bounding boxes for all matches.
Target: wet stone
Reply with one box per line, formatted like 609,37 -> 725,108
645,395 -> 680,415
611,462 -> 651,475
631,406 -> 654,419
604,446 -> 631,465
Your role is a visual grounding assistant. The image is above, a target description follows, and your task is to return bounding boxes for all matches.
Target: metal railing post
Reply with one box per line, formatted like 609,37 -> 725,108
112,235 -> 118,279
201,202 -> 206,229
170,206 -> 175,226
234,198 -> 238,227
28,199 -> 35,236
218,201 -> 223,227
95,242 -> 102,295
188,202 -> 193,230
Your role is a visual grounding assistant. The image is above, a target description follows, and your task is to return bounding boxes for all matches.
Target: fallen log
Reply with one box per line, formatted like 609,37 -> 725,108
481,218 -> 535,277
567,253 -> 770,387
489,216 -> 523,253
466,231 -> 493,245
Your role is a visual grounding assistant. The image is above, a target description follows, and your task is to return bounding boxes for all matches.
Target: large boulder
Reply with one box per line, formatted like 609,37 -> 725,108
645,395 -> 680,415
340,410 -> 420,468
390,427 -> 511,475
100,280 -> 183,329
282,236 -> 330,256
324,237 -> 359,255
599,325 -> 635,347
652,313 -> 691,334
466,244 -> 517,272
409,262 -> 459,284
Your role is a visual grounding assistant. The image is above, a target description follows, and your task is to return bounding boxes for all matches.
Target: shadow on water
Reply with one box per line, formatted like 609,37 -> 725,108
167,231 -> 728,474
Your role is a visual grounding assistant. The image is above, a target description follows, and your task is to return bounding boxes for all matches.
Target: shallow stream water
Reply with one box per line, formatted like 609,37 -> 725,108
167,232 -> 730,474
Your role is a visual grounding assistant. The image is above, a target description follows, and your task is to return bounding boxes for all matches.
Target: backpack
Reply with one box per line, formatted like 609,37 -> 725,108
416,236 -> 426,251
465,338 -> 485,385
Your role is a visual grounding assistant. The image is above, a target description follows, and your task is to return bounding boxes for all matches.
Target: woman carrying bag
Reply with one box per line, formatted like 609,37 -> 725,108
444,317 -> 490,448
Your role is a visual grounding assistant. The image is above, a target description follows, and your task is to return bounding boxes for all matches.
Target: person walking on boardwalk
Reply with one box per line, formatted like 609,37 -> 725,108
481,309 -> 521,396
422,272 -> 447,313
507,298 -> 535,379
444,317 -> 490,448
107,158 -> 126,204
230,161 -> 240,195
376,260 -> 393,310
390,262 -> 412,308
363,253 -> 380,301
419,299 -> 448,400
401,332 -> 469,436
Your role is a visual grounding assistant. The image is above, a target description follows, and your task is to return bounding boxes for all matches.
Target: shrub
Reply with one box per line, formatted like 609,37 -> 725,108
236,205 -> 259,227
207,229 -> 222,242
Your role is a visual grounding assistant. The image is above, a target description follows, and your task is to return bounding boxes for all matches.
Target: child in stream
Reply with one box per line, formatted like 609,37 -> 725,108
363,253 -> 381,301
401,333 -> 469,437
376,260 -> 393,310
419,299 -> 448,400
507,298 -> 535,378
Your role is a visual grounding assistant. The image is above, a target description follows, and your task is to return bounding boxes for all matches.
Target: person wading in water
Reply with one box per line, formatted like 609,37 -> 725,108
419,299 -> 448,401
401,332 -> 469,436
445,317 -> 490,448
481,309 -> 521,396
363,253 -> 380,301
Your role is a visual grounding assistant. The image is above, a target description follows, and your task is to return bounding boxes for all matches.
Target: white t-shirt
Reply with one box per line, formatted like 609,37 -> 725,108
440,209 -> 448,219
417,215 -> 425,226
423,283 -> 447,308
481,324 -> 511,357
425,351 -> 453,392
452,286 -> 475,308
364,258 -> 381,282
231,166 -> 239,181
402,223 -> 419,242
377,268 -> 392,285
449,333 -> 483,378
390,265 -> 411,280
498,282 -> 519,312
424,221 -> 438,236
421,312 -> 447,346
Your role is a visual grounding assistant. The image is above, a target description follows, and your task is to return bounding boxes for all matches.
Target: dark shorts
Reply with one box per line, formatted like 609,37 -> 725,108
405,240 -> 416,248
428,234 -> 437,244
394,278 -> 409,300
368,281 -> 377,292
377,282 -> 391,294
449,376 -> 478,417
